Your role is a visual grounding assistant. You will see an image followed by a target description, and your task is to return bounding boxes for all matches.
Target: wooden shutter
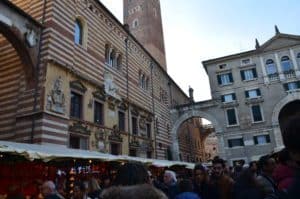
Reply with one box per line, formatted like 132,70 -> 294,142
232,93 -> 236,100
229,73 -> 234,82
221,95 -> 225,102
257,89 -> 261,96
245,90 -> 249,98
283,84 -> 289,91
217,75 -> 222,85
240,70 -> 245,81
254,136 -> 258,145
252,68 -> 257,78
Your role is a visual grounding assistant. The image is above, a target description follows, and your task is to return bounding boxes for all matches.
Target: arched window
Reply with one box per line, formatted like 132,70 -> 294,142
141,74 -> 145,89
74,19 -> 83,45
116,54 -> 122,69
281,56 -> 292,72
138,71 -> 142,87
265,59 -> 277,75
109,49 -> 115,67
105,44 -> 110,64
145,78 -> 149,90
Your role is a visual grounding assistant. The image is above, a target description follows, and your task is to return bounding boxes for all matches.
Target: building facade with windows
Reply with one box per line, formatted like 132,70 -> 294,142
202,28 -> 300,164
0,0 -> 189,159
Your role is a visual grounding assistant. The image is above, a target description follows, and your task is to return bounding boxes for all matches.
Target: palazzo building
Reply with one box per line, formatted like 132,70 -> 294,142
202,27 -> 300,164
0,0 -> 192,159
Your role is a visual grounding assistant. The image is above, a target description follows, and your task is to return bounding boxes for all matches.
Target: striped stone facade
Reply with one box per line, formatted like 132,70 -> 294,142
1,0 -> 189,159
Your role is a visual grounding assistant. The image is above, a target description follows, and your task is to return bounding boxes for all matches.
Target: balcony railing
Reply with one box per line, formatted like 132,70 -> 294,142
268,73 -> 279,81
284,70 -> 296,79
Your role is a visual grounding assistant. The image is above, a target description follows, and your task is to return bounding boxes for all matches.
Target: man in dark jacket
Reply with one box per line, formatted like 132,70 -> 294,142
209,157 -> 234,199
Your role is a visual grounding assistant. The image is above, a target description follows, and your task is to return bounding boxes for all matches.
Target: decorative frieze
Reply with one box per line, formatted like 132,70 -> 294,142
108,125 -> 123,142
93,85 -> 106,101
70,80 -> 87,93
129,136 -> 140,148
69,122 -> 91,135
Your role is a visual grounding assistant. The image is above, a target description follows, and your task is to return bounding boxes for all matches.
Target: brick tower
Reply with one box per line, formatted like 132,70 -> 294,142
124,0 -> 167,70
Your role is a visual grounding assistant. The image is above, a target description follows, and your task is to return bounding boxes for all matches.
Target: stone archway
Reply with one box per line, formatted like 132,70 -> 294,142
0,0 -> 42,85
170,109 -> 221,160
272,92 -> 300,148
0,0 -> 42,141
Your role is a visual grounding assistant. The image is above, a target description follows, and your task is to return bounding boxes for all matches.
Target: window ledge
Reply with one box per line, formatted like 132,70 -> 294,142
216,68 -> 232,74
252,120 -> 265,124
242,78 -> 258,82
245,97 -> 264,105
219,82 -> 234,87
228,146 -> 244,149
286,89 -> 300,94
255,143 -> 271,146
238,63 -> 256,68
226,124 -> 239,128
221,102 -> 239,108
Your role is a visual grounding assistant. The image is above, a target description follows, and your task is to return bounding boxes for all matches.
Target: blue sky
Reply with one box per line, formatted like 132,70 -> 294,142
100,0 -> 300,101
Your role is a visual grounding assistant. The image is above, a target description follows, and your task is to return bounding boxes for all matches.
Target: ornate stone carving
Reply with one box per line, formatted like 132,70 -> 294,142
69,122 -> 91,135
139,117 -> 146,130
46,76 -> 65,114
107,96 -> 120,110
118,98 -> 129,110
131,108 -> 139,116
146,115 -> 153,122
93,85 -> 106,101
104,71 -> 120,100
108,125 -> 122,142
25,28 -> 38,48
95,128 -> 105,141
70,80 -> 87,93
129,136 -> 140,148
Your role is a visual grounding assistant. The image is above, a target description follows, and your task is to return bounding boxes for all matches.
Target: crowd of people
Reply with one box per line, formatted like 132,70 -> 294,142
10,115 -> 300,199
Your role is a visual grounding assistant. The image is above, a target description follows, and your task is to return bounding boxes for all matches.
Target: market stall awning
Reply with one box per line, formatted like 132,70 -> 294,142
0,141 -> 196,168
0,141 -> 114,162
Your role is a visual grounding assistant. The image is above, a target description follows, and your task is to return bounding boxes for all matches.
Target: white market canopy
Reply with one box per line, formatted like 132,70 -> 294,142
0,141 -> 195,169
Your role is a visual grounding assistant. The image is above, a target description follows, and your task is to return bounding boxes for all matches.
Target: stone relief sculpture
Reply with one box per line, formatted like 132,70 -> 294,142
47,76 -> 65,114
104,71 -> 120,100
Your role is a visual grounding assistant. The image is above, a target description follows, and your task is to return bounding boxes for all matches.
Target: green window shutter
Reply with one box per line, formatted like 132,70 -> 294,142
257,89 -> 261,96
245,90 -> 249,98
217,75 -> 222,85
232,93 -> 236,100
240,70 -> 245,81
252,68 -> 257,78
221,95 -> 225,102
229,73 -> 234,82
254,136 -> 258,145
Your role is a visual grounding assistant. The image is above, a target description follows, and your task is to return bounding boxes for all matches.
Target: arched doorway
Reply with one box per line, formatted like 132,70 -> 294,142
170,110 -> 221,161
176,117 -> 217,163
0,8 -> 41,141
278,100 -> 300,132
0,32 -> 30,140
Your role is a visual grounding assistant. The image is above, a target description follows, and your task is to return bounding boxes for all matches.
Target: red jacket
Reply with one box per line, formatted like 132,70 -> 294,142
273,163 -> 294,191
